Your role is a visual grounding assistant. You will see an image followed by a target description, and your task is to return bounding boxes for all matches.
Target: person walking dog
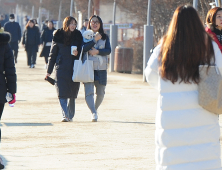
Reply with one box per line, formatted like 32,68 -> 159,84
82,15 -> 111,122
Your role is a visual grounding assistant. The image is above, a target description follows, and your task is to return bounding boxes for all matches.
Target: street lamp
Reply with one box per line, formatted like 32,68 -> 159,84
88,0 -> 92,19
109,0 -> 118,72
57,1 -> 62,29
143,0 -> 153,82
32,6 -> 34,19
38,0 -> 42,29
193,0 -> 198,10
70,0 -> 74,16
215,0 -> 221,6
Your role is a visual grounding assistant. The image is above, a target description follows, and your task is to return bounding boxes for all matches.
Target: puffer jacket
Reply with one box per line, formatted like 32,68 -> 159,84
145,42 -> 222,170
47,28 -> 83,98
0,31 -> 17,103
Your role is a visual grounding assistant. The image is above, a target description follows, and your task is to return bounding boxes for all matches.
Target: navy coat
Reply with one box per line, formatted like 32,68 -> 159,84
0,32 -> 17,103
4,21 -> 21,43
47,28 -> 83,98
22,26 -> 40,52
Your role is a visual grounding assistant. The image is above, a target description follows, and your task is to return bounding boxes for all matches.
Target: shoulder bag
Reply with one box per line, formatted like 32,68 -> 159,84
72,48 -> 94,83
198,65 -> 222,114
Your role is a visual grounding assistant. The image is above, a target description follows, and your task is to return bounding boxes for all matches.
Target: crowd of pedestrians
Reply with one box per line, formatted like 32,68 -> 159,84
1,4 -> 222,169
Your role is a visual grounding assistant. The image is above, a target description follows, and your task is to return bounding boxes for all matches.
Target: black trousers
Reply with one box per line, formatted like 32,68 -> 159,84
0,103 -> 4,120
0,103 -> 4,142
26,45 -> 37,65
9,41 -> 18,63
44,56 -> 49,64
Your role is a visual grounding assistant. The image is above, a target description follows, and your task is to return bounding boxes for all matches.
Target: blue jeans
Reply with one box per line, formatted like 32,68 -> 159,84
84,81 -> 106,114
59,98 -> 75,119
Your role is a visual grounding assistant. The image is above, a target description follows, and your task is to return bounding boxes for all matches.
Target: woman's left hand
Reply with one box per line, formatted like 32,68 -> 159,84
89,48 -> 99,56
73,50 -> 78,56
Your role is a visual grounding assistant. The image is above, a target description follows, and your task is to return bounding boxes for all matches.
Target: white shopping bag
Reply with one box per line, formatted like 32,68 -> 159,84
72,47 -> 94,83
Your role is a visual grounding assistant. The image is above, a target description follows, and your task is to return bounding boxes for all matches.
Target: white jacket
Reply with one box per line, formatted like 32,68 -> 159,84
145,41 -> 222,170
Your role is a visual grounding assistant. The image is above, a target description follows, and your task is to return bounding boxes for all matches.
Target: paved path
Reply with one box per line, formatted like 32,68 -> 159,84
0,46 -> 158,169
3,46 -> 222,169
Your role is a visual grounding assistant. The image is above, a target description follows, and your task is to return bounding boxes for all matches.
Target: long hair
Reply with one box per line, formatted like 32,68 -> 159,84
206,7 -> 222,29
25,19 -> 35,29
63,16 -> 77,45
159,5 -> 215,84
87,15 -> 106,40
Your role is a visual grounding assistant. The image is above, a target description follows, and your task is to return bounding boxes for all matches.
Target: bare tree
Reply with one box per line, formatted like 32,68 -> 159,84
10,0 -> 214,73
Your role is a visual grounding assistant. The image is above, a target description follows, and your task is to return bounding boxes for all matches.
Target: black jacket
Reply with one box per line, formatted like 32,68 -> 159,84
47,28 -> 83,98
4,21 -> 21,43
22,26 -> 40,52
0,32 -> 17,103
40,27 -> 56,57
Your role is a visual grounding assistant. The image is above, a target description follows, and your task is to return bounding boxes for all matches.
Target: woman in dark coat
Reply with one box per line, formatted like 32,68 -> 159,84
46,16 -> 83,122
22,19 -> 40,68
0,23 -> 17,169
40,21 -> 56,68
0,26 -> 16,119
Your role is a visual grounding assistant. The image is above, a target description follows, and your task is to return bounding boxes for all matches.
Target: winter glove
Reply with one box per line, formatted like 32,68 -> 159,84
9,94 -> 16,106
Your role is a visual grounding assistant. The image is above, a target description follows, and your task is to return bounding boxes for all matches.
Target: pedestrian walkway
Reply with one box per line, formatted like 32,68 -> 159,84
1,46 -> 221,169
0,46 -> 158,170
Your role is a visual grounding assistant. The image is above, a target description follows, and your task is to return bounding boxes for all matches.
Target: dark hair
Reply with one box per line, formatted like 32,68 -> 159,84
62,16 -> 77,45
87,15 -> 106,40
206,7 -> 222,29
25,19 -> 35,29
48,20 -> 54,28
159,5 -> 215,84
32,19 -> 38,24
9,14 -> 15,19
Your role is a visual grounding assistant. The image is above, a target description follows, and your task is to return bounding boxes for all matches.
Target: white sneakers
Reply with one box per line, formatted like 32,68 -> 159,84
61,114 -> 98,122
92,113 -> 98,122
61,118 -> 69,122
61,118 -> 73,122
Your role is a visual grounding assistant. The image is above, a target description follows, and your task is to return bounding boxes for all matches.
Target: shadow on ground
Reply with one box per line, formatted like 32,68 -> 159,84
108,120 -> 155,125
2,123 -> 53,126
